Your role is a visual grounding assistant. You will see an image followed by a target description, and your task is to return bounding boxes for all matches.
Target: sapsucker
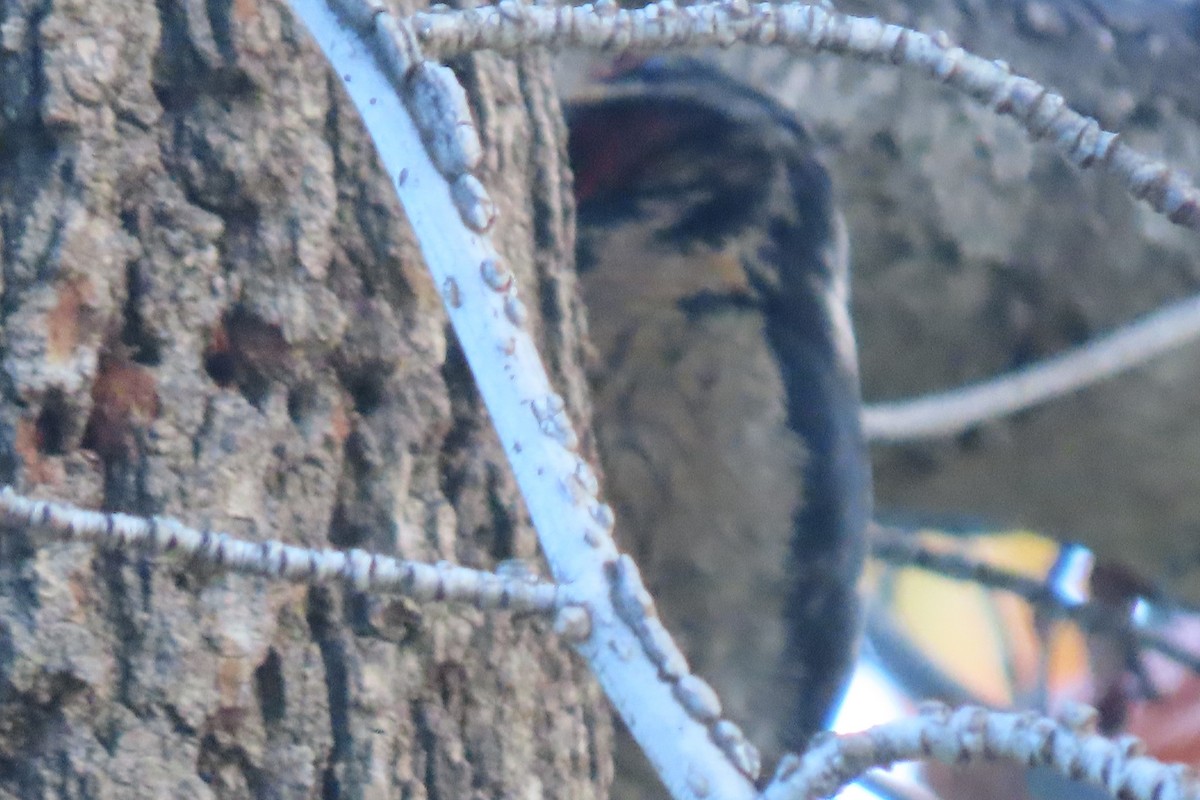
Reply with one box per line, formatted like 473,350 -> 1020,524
567,59 -> 873,785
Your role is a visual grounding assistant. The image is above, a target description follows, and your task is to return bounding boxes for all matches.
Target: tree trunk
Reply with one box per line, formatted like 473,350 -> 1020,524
0,0 -> 610,798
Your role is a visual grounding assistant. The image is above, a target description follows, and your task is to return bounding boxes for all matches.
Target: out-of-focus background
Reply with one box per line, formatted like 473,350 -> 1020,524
717,0 -> 1200,605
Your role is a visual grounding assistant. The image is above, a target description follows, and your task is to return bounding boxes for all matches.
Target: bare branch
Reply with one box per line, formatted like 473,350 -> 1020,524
413,0 -> 1200,233
411,0 -> 1200,440
870,525 -> 1200,676
0,487 -> 575,615
761,703 -> 1200,800
285,1 -> 761,797
862,292 -> 1200,442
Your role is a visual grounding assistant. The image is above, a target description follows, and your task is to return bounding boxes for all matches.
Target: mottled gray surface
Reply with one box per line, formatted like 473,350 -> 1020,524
0,0 -> 609,797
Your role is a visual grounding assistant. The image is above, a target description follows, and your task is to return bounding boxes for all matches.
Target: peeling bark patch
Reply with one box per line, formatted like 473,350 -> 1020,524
45,277 -> 90,364
231,0 -> 257,24
216,655 -> 252,733
82,353 -> 160,463
204,307 -> 291,408
328,396 -> 351,446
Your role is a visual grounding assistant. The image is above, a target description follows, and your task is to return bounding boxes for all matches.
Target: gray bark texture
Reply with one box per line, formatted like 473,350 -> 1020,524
719,0 -> 1200,604
0,0 -> 611,798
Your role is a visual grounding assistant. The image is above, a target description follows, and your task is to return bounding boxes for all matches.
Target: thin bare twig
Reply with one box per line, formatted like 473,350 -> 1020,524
413,0 -> 1200,232
0,488 -> 577,617
761,703 -> 1200,800
862,292 -> 1200,442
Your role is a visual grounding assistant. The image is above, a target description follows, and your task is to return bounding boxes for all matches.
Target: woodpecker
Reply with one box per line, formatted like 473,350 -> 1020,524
567,59 -> 873,783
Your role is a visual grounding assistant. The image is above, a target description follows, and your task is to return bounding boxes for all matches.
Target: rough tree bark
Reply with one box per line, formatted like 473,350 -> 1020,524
0,0 -> 610,798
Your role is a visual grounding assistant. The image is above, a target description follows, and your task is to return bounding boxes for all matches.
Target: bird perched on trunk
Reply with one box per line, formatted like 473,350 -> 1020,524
567,58 -> 873,790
